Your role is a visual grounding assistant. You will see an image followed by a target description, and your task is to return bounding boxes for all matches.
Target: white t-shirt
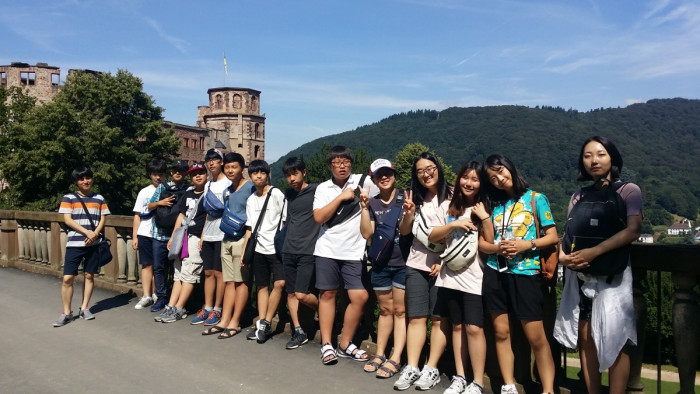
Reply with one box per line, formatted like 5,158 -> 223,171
133,185 -> 156,237
434,202 -> 484,295
313,174 -> 374,261
406,193 -> 443,272
246,187 -> 286,255
201,177 -> 232,242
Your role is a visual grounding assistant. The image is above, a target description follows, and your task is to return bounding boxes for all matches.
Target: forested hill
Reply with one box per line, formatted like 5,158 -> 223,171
271,98 -> 700,227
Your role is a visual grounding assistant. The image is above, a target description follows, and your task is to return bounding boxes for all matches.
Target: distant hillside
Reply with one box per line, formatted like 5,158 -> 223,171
271,98 -> 700,226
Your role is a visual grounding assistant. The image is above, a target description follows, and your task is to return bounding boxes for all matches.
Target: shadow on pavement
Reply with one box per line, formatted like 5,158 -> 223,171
91,290 -> 136,314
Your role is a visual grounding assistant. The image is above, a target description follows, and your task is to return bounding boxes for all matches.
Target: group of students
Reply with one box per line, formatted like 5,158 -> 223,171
53,136 -> 641,394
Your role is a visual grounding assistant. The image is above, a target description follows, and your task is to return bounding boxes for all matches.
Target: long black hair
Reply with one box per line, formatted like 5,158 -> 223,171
481,154 -> 529,206
577,135 -> 623,182
448,161 -> 485,219
410,152 -> 452,207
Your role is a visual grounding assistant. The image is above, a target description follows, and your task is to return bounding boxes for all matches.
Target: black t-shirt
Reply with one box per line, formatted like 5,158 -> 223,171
178,190 -> 207,237
369,191 -> 410,267
282,184 -> 321,255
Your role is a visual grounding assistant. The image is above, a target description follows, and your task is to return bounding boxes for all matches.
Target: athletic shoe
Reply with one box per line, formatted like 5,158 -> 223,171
150,298 -> 167,312
500,384 -> 518,394
154,306 -> 173,322
256,319 -> 271,343
134,295 -> 154,310
152,293 -> 158,303
53,312 -> 73,327
444,375 -> 467,394
415,365 -> 441,391
285,331 -> 309,349
162,308 -> 188,323
247,319 -> 262,340
79,308 -> 95,320
203,310 -> 221,326
393,365 -> 420,391
190,308 -> 209,325
465,382 -> 484,394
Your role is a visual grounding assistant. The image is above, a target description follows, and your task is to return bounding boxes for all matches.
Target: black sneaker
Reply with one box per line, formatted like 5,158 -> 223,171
285,331 -> 308,349
256,320 -> 271,343
150,298 -> 167,312
247,319 -> 262,340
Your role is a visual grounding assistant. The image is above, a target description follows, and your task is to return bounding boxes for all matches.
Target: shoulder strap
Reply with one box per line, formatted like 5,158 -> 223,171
252,187 -> 274,237
73,192 -> 99,232
529,191 -> 541,239
183,193 -> 205,228
354,174 -> 368,198
277,197 -> 287,231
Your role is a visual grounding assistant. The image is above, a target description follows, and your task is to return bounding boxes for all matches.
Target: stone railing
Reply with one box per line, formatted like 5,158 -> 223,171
1,210 -> 698,393
0,210 -> 142,293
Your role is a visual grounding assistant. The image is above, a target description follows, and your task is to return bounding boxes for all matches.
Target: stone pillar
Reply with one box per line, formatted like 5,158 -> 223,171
17,222 -> 26,260
116,230 -> 128,283
27,222 -> 37,262
626,267 -> 647,393
49,222 -> 63,270
40,223 -> 49,265
671,271 -> 699,394
59,224 -> 67,272
126,236 -> 138,284
0,218 -> 18,265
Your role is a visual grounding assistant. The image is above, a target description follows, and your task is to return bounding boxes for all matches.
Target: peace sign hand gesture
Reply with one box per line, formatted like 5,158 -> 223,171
359,186 -> 371,209
402,190 -> 416,216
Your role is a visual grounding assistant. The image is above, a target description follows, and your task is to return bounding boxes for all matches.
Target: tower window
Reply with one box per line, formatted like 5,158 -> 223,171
51,73 -> 60,86
233,94 -> 242,109
20,72 -> 36,85
215,94 -> 223,109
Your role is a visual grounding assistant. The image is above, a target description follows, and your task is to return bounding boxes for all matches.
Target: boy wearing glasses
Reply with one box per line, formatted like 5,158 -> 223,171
312,145 -> 373,365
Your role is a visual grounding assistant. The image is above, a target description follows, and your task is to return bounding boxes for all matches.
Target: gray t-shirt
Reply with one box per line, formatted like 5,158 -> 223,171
282,184 -> 320,255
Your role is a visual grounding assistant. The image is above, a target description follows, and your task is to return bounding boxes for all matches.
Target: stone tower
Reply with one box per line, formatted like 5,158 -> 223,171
196,87 -> 266,163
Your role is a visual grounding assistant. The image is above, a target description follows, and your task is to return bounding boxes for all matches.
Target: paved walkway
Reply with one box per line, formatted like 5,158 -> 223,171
0,267 -> 455,393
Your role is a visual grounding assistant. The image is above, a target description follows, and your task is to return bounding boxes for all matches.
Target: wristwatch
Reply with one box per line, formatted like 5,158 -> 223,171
530,240 -> 537,250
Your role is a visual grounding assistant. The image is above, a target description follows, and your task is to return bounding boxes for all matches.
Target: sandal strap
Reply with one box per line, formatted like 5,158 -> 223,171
321,343 -> 335,356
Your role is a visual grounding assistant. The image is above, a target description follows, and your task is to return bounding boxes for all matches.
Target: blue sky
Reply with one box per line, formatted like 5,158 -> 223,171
2,0 -> 698,161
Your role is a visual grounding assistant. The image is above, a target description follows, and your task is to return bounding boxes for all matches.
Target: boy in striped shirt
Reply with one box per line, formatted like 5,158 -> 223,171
53,166 -> 110,327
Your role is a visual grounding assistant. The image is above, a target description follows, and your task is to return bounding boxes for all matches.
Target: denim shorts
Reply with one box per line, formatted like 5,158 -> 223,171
370,265 -> 406,291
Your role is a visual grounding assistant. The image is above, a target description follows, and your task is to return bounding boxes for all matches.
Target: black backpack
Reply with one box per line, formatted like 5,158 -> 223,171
562,182 -> 629,280
154,184 -> 189,231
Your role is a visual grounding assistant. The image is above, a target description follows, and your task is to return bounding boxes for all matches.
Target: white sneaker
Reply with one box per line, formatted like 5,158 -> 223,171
394,365 -> 421,391
415,365 -> 441,390
151,293 -> 158,303
135,295 -> 154,310
444,375 -> 467,394
500,384 -> 518,394
464,381 -> 484,394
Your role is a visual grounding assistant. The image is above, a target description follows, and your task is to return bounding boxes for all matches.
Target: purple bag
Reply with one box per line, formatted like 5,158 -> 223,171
180,229 -> 189,259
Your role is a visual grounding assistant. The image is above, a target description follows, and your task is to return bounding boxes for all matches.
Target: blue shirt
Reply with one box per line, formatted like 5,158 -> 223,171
486,189 -> 555,275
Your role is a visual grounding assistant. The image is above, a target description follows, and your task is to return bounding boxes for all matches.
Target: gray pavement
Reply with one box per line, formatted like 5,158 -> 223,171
0,267 -> 454,393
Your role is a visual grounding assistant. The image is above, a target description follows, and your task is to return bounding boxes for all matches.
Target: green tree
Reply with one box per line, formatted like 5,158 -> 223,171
0,70 -> 180,214
393,142 -> 456,190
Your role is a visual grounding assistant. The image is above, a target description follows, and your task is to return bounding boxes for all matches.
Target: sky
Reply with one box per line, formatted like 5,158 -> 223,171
2,0 -> 699,161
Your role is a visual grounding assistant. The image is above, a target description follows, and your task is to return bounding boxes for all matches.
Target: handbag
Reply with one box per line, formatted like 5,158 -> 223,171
273,198 -> 287,260
219,189 -> 247,239
203,181 -> 225,218
73,192 -> 112,267
167,193 -> 203,260
413,208 -> 446,253
241,187 -> 275,266
530,191 -> 559,284
439,229 -> 478,271
325,174 -> 367,228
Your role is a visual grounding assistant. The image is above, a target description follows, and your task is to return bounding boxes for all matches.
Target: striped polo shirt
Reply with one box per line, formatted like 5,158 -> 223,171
58,192 -> 110,248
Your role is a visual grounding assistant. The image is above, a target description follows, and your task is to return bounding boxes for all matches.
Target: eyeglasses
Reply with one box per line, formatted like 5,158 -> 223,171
416,165 -> 437,177
206,158 -> 221,164
330,159 -> 352,168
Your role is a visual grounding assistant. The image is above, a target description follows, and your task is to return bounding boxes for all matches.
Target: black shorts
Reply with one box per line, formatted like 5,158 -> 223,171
201,241 -> 222,271
433,287 -> 484,327
63,246 -> 100,275
253,252 -> 285,288
282,253 -> 316,294
405,267 -> 440,318
482,266 -> 543,321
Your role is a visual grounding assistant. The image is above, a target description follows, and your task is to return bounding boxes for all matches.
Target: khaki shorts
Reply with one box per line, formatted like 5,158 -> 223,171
174,235 -> 203,284
221,238 -> 249,283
